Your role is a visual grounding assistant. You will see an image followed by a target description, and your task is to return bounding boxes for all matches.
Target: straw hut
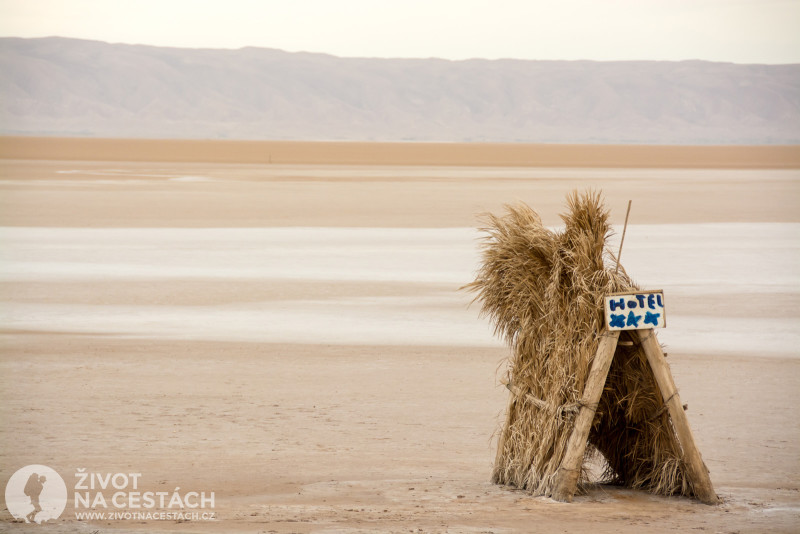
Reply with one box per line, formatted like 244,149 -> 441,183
466,190 -> 716,502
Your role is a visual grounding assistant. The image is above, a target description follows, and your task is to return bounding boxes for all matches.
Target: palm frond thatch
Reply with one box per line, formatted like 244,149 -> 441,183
466,190 -> 691,497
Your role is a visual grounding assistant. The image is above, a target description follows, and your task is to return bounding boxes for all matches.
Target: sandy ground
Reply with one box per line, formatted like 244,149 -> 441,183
1,146 -> 799,533
1,160 -> 799,227
2,137 -> 799,168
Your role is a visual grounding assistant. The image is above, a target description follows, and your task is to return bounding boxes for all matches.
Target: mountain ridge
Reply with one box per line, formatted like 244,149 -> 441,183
1,37 -> 798,144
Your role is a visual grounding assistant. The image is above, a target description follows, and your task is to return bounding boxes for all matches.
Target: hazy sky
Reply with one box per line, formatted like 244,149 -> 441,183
1,0 -> 798,64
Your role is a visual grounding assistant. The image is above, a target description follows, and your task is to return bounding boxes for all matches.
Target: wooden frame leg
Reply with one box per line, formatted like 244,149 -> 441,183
636,329 -> 718,504
551,330 -> 620,502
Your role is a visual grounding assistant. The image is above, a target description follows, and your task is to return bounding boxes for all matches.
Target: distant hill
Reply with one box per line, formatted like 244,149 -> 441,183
1,37 -> 798,144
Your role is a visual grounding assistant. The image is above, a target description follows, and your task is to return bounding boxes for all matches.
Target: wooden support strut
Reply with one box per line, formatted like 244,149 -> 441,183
636,329 -> 719,504
551,330 -> 620,502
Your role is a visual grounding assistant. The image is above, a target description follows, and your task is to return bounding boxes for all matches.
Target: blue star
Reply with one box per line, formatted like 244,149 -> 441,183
644,311 -> 661,326
626,311 -> 641,328
609,314 -> 626,328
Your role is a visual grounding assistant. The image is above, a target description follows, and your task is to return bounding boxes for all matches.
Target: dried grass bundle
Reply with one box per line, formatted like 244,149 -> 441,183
466,190 -> 691,497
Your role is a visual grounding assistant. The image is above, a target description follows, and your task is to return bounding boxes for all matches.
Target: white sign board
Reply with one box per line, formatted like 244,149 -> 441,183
604,290 -> 666,331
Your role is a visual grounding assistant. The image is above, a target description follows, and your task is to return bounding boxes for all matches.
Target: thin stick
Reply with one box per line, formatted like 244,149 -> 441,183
615,200 -> 632,275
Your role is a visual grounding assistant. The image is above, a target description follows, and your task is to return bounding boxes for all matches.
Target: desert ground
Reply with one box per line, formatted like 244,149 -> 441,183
0,140 -> 799,533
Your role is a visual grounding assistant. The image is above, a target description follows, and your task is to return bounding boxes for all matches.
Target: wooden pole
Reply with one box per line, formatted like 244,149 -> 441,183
615,200 -> 632,275
636,329 -> 719,504
551,330 -> 620,502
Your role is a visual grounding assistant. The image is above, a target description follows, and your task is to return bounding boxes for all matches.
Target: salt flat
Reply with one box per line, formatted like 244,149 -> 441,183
1,224 -> 797,356
1,152 -> 799,533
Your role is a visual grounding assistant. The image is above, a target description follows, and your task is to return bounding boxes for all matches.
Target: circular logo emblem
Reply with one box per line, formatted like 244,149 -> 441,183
5,465 -> 67,524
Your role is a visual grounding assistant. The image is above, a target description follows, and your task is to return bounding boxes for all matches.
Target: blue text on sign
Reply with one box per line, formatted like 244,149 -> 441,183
604,290 -> 666,331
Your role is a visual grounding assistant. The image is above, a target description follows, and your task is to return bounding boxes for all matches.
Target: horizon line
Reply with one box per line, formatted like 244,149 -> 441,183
3,35 -> 799,66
